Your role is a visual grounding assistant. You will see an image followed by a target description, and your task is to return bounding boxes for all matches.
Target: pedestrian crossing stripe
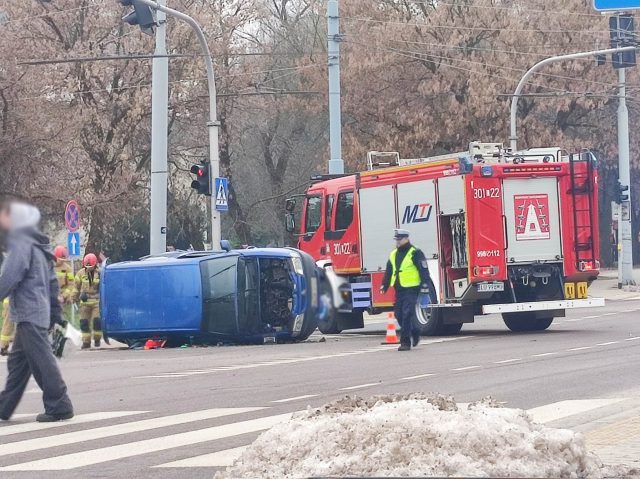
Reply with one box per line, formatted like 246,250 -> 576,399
0,399 -> 630,471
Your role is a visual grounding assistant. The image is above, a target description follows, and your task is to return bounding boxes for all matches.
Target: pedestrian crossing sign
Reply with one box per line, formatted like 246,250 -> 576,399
214,177 -> 229,212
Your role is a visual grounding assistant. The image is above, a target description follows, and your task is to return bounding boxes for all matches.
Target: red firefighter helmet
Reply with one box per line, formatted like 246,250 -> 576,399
83,253 -> 98,268
53,245 -> 68,259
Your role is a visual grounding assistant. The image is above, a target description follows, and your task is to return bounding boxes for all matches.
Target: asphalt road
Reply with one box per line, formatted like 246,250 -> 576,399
1,299 -> 639,479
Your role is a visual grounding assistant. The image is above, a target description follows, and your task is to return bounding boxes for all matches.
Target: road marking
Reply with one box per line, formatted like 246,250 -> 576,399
135,337 -> 470,379
0,408 -> 264,456
527,399 -> 626,424
626,336 -> 640,341
493,358 -> 522,364
0,413 -> 292,471
567,346 -> 592,351
581,315 -> 600,319
0,411 -> 147,437
596,341 -> 619,346
602,312 -> 617,317
400,373 -> 436,381
154,446 -> 248,468
339,382 -> 380,391
271,394 -> 318,403
451,365 -> 481,371
531,352 -> 558,357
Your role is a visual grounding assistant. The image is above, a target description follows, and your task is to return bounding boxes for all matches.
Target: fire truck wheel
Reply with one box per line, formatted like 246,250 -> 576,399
317,310 -> 342,334
416,306 -> 444,336
502,313 -> 554,332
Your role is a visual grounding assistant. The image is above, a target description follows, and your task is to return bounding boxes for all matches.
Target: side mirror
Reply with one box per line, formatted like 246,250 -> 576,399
285,198 -> 296,213
285,213 -> 296,233
220,240 -> 232,252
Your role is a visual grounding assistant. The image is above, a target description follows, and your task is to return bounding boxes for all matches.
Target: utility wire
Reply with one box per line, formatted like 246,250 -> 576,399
343,36 -> 631,91
406,0 -> 607,18
9,64 -> 322,103
342,16 -> 613,37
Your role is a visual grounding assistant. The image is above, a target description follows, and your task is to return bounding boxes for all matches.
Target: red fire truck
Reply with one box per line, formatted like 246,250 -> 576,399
286,142 -> 605,335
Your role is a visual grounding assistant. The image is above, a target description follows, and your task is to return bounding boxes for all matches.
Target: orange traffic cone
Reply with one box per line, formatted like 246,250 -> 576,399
382,312 -> 400,344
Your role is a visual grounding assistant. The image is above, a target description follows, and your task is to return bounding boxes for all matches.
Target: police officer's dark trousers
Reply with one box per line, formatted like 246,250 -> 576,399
394,287 -> 420,346
0,322 -> 73,419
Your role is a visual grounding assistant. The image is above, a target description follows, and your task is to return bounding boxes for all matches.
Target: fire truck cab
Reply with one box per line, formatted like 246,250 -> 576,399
287,142 -> 605,335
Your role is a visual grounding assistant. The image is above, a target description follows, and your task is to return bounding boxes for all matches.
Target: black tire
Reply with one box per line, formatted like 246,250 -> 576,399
502,312 -> 554,332
317,307 -> 343,334
415,303 -> 444,336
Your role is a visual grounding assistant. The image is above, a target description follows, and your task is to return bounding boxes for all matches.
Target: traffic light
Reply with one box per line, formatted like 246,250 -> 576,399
615,180 -> 630,204
190,162 -> 212,196
120,0 -> 156,36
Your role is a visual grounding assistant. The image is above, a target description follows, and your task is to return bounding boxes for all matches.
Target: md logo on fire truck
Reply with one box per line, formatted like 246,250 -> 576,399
514,194 -> 550,241
402,203 -> 433,224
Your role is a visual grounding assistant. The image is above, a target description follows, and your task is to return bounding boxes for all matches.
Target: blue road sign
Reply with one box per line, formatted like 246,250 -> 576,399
594,0 -> 640,11
65,200 -> 80,232
68,232 -> 81,257
214,177 -> 229,212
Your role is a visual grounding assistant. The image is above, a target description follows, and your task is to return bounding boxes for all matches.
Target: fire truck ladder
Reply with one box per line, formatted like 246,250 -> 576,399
569,152 -> 596,269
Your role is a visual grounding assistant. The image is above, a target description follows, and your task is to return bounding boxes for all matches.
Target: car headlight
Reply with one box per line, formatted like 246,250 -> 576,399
290,253 -> 304,275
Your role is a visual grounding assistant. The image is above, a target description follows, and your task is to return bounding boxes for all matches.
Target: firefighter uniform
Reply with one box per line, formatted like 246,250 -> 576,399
0,299 -> 14,355
55,260 -> 75,304
75,265 -> 101,348
381,229 -> 432,351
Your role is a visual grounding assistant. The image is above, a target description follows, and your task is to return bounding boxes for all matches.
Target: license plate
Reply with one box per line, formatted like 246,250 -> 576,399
477,282 -> 504,292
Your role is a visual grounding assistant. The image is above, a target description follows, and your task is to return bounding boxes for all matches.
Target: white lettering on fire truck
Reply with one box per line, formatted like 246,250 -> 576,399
333,243 -> 352,255
473,187 -> 500,199
477,249 -> 501,258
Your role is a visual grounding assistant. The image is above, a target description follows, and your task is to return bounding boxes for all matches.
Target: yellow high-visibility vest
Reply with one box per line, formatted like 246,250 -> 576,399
389,246 -> 421,288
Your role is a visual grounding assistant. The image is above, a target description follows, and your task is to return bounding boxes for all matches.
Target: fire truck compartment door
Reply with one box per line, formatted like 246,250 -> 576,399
396,180 -> 439,259
503,178 -> 562,263
360,185 -> 397,272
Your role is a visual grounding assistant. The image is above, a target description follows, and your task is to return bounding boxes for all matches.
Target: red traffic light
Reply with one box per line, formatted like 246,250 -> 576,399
190,162 -> 212,196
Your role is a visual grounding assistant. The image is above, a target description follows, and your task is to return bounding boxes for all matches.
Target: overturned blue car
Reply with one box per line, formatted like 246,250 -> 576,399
101,246 -> 347,345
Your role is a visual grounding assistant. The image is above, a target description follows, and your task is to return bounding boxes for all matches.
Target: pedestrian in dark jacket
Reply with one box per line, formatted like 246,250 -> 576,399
0,201 -> 74,422
381,229 -> 435,351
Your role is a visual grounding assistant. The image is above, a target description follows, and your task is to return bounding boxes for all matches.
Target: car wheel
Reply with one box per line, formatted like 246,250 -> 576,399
503,313 -> 554,332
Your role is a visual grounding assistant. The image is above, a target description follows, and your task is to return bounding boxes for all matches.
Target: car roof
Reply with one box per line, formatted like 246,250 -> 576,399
106,248 -> 295,270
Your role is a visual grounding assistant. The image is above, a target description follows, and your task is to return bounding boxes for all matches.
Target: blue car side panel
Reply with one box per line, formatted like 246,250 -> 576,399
103,264 -> 202,335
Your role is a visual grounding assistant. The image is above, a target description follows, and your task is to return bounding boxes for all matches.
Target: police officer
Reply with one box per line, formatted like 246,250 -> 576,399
74,253 -> 101,349
381,229 -> 433,351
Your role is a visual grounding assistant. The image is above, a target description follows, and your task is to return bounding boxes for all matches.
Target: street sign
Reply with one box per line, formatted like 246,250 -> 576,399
214,177 -> 229,212
594,0 -> 640,11
65,200 -> 81,232
67,232 -> 81,257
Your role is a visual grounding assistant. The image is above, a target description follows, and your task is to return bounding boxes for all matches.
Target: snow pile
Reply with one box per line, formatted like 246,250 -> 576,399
216,394 -> 637,479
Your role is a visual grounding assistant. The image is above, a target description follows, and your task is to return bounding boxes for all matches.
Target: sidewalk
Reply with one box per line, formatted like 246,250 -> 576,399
591,269 -> 640,301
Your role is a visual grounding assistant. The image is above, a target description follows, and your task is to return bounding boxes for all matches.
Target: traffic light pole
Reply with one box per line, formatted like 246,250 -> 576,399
149,0 -> 168,255
327,0 -> 344,175
617,66 -> 634,287
137,0 -> 221,250
510,45 -> 636,152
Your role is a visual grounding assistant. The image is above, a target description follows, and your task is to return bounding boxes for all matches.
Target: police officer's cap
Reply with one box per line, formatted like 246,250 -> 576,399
393,228 -> 410,240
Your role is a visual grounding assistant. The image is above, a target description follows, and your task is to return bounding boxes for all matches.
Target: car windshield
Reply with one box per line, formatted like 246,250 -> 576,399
200,256 -> 238,334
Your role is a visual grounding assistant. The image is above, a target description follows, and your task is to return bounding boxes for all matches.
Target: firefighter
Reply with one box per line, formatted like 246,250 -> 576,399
53,246 -> 74,305
74,253 -> 101,349
380,229 -> 433,351
0,298 -> 13,355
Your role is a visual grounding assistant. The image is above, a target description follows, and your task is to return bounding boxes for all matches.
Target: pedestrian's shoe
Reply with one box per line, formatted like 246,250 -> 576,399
36,411 -> 74,423
0,346 -> 8,356
94,338 -> 101,348
81,341 -> 91,350
412,333 -> 421,348
0,412 -> 10,421
398,344 -> 411,351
